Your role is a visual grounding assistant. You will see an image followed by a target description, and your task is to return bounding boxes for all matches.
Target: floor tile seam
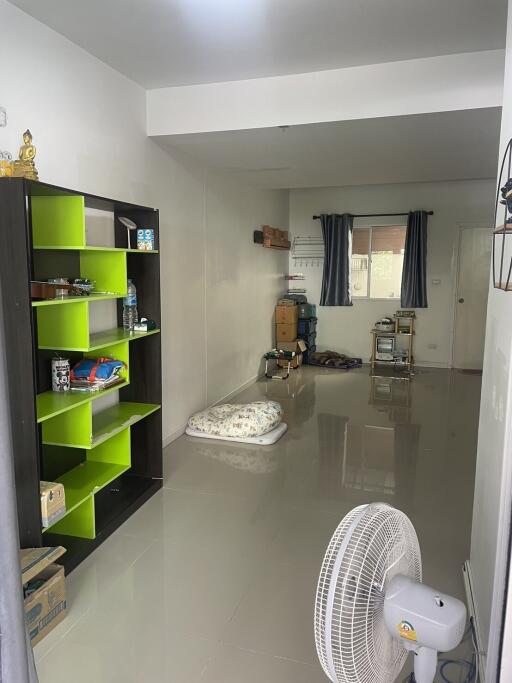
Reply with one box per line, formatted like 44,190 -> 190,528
212,639 -> 319,667
160,483 -> 264,500
34,604 -> 94,664
40,537 -> 160,655
198,644 -> 321,680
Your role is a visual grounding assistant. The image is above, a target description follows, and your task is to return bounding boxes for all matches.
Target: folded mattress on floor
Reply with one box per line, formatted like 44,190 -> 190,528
186,421 -> 287,445
186,400 -> 284,440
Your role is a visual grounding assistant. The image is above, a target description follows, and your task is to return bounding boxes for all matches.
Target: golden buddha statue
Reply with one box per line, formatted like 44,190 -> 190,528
12,129 -> 38,180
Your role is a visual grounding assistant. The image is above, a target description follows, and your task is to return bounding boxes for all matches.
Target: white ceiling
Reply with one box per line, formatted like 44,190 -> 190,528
154,108 -> 501,189
9,0 -> 507,88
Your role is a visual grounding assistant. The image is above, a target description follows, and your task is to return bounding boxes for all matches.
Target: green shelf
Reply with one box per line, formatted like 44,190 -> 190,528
37,326 -> 160,352
92,402 -> 160,446
31,194 -> 85,249
37,380 -> 129,423
42,461 -> 129,535
126,248 -> 159,253
42,429 -> 131,538
88,327 -> 160,351
48,461 -> 129,519
42,401 -> 160,449
2,179 -> 162,558
34,246 -> 158,253
32,294 -> 123,307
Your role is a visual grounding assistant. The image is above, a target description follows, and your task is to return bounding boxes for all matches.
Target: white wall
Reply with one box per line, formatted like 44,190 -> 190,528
148,51 -> 504,136
0,0 -> 288,443
470,1 -> 512,679
289,180 -> 495,367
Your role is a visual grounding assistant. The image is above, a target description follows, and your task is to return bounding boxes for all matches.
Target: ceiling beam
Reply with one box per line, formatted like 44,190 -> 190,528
147,50 -> 504,137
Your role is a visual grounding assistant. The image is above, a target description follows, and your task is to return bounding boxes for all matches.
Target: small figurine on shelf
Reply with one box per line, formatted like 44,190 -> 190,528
12,129 -> 39,180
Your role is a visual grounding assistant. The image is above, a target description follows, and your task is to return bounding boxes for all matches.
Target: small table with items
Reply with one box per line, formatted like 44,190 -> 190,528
264,349 -> 296,380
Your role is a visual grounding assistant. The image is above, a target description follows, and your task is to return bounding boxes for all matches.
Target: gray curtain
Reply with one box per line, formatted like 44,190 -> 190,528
320,213 -> 353,306
401,210 -> 428,308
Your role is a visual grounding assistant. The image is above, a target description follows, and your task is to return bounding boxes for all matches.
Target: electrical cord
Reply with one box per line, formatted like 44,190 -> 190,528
439,657 -> 476,683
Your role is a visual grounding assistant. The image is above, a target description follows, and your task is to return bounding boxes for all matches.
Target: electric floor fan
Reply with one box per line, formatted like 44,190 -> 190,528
314,503 -> 467,683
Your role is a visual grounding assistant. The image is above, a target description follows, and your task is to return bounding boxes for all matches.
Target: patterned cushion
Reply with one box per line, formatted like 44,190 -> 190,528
187,401 -> 283,438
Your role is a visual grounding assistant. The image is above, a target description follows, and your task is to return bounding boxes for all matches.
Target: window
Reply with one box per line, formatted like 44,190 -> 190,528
351,225 -> 406,299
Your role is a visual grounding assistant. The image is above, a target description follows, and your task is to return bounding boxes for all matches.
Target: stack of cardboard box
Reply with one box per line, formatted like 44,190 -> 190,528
275,302 -> 307,368
21,546 -> 67,645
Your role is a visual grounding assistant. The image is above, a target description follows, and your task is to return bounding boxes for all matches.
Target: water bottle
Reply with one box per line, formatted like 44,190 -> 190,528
122,279 -> 138,331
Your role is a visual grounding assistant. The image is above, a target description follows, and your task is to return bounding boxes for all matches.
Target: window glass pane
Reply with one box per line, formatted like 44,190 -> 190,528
370,226 -> 406,299
351,228 -> 370,297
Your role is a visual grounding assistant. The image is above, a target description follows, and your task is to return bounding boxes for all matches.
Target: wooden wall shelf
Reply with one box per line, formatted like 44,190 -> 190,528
253,226 -> 291,251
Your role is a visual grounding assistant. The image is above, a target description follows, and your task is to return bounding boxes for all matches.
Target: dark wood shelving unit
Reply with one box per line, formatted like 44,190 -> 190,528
0,178 -> 163,572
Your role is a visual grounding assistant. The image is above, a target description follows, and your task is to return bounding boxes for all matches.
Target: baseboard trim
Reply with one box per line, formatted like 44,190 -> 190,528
162,422 -> 188,448
463,560 -> 486,683
162,373 -> 262,448
212,373 -> 261,407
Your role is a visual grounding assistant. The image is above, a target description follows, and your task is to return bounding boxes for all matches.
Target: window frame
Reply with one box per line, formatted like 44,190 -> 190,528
351,224 -> 406,301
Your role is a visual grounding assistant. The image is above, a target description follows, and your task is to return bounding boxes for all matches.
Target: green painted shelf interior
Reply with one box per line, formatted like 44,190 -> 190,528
30,194 -> 158,253
43,430 -> 131,538
43,401 -> 160,449
84,339 -> 130,383
37,299 -> 160,351
92,402 -> 159,446
34,246 -> 158,253
32,194 -> 86,248
88,327 -> 160,351
37,379 -> 129,423
37,301 -> 89,350
80,250 -> 127,296
32,293 -> 123,307
37,340 -> 130,423
31,194 -> 127,301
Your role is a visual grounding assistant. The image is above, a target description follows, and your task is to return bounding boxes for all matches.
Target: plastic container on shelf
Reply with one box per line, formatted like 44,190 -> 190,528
122,279 -> 138,331
298,318 -> 317,336
298,303 -> 316,319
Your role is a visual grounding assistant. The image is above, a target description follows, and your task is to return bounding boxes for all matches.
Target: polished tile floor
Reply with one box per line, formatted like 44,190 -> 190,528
34,366 -> 481,682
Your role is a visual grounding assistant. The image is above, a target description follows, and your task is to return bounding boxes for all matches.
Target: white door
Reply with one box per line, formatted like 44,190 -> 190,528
452,227 -> 492,370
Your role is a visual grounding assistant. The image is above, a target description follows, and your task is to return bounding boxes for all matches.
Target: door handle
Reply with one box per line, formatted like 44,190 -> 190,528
458,298 -> 465,303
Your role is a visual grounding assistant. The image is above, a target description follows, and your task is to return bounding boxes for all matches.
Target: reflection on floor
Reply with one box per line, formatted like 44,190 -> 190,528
34,366 -> 481,682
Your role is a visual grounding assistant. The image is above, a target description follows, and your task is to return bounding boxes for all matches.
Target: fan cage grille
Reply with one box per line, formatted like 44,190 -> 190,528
314,503 -> 421,683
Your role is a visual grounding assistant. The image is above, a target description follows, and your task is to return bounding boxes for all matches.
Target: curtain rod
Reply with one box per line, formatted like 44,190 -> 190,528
312,211 -> 434,219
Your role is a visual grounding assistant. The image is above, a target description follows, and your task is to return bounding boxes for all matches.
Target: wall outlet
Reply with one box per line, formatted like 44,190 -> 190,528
427,343 -> 438,350
431,278 -> 441,285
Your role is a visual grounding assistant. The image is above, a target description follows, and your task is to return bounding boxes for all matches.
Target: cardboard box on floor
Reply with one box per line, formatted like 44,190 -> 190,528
277,340 -> 307,368
276,323 -> 298,342
275,304 -> 298,325
21,546 -> 67,645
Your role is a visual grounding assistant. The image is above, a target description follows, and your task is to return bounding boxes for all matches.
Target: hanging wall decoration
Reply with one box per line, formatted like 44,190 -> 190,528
493,138 -> 512,290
